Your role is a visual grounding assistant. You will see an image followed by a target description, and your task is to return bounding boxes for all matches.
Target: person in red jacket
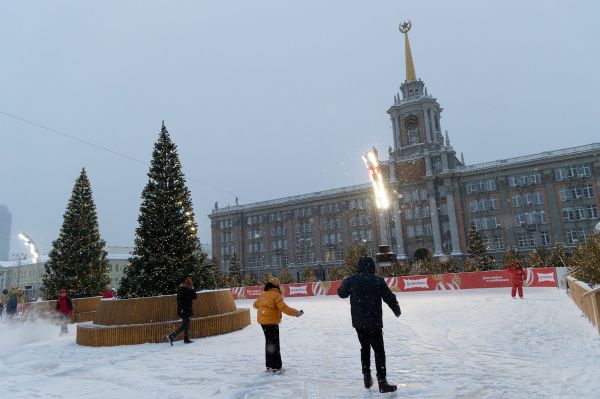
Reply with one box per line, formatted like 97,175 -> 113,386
102,285 -> 114,299
56,288 -> 74,334
509,261 -> 526,299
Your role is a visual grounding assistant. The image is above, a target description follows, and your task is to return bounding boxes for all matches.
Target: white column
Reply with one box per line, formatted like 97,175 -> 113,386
388,162 -> 407,259
394,116 -> 403,147
445,181 -> 463,255
423,109 -> 432,143
429,193 -> 443,256
391,117 -> 398,149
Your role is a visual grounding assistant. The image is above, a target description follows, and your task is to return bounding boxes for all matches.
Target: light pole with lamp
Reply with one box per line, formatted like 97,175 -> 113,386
362,148 -> 396,267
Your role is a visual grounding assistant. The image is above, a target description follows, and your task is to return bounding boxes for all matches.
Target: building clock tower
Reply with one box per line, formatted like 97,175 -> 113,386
385,21 -> 463,260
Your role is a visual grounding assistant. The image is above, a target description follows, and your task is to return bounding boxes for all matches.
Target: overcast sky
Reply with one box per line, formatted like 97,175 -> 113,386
1,1 -> 599,256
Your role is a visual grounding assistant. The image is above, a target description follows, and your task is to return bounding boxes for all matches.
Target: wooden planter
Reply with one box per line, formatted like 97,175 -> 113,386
77,289 -> 250,347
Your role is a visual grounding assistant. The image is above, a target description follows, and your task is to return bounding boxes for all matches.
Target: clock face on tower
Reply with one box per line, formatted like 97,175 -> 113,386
404,115 -> 419,129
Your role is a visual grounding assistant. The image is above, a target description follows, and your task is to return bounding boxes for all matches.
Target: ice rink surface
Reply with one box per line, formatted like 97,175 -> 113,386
1,287 -> 599,399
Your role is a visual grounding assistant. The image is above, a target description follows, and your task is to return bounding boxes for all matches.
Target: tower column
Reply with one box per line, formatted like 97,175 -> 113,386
423,109 -> 432,142
445,179 -> 462,255
428,188 -> 443,256
388,163 -> 407,259
391,117 -> 398,149
424,151 -> 432,176
394,116 -> 403,147
441,152 -> 449,172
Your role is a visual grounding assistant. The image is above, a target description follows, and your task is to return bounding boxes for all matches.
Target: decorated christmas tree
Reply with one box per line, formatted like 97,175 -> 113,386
527,249 -> 544,268
300,267 -> 317,282
242,272 -> 260,286
118,122 -> 210,298
503,247 -> 522,265
570,233 -> 600,285
329,266 -> 343,281
279,267 -> 294,284
228,253 -> 242,287
344,244 -> 367,276
42,168 -> 110,299
547,242 -> 568,268
466,222 -> 494,271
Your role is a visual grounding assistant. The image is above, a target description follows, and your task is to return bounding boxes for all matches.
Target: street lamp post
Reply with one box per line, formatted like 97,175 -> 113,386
362,148 -> 396,267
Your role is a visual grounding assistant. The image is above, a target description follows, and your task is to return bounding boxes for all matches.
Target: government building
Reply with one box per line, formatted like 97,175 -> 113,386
209,23 -> 600,280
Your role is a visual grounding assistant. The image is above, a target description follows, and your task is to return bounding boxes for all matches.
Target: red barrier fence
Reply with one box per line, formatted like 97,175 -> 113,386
230,267 -> 558,300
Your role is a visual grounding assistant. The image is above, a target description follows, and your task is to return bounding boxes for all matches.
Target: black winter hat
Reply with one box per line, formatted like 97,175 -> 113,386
357,256 -> 375,273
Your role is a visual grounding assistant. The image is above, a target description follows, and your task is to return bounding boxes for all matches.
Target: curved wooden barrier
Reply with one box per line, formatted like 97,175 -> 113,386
25,297 -> 101,322
77,289 -> 251,346
93,290 -> 236,325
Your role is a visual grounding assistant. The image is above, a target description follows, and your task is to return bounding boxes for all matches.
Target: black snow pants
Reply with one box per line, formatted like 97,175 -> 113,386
356,328 -> 386,378
170,317 -> 191,340
261,324 -> 282,370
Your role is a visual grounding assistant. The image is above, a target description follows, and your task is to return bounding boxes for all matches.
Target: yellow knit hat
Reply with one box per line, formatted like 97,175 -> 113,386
267,275 -> 280,286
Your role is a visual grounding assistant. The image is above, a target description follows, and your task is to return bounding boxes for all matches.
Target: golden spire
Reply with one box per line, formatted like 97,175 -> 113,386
399,21 -> 416,81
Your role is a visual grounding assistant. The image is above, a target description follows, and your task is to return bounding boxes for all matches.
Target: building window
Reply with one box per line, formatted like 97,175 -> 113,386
534,192 -> 544,205
407,225 -> 415,238
587,205 -> 599,219
494,235 -> 504,249
512,195 -> 522,207
517,233 -> 527,247
540,231 -> 551,246
408,128 -> 420,145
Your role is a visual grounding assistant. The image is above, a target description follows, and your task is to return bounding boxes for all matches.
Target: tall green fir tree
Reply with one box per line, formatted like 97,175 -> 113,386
119,122 -> 210,298
42,168 -> 110,299
466,222 -> 494,271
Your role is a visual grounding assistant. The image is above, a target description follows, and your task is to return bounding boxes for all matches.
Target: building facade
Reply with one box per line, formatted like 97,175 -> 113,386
209,25 -> 600,280
0,205 -> 12,261
0,246 -> 134,300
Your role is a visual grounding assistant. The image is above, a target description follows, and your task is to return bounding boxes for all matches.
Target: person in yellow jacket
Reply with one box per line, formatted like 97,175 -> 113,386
253,276 -> 303,373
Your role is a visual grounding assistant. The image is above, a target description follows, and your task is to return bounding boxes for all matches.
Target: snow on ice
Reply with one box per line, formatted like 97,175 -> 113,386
1,288 -> 600,398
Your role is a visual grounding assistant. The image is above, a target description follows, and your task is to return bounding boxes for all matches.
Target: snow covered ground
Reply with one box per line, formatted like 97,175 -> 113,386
1,287 -> 599,399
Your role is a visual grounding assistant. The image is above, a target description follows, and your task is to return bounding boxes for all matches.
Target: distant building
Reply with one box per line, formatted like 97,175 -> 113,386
0,205 -> 11,261
209,23 -> 600,280
0,246 -> 134,300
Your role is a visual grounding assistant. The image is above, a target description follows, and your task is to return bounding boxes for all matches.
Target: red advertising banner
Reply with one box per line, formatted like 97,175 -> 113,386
230,267 -> 558,299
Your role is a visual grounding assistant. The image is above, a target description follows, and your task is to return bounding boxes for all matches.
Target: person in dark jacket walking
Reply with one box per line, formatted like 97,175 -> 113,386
167,278 -> 197,345
338,256 -> 401,393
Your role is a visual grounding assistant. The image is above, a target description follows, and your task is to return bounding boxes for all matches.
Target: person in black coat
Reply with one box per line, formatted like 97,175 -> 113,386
338,256 -> 401,393
167,278 -> 197,345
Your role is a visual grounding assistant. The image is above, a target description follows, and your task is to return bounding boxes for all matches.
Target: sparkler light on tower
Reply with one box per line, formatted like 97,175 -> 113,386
362,147 -> 390,210
18,233 -> 40,264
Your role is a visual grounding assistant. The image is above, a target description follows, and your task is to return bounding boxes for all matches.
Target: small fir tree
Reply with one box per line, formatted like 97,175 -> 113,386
463,257 -> 479,273
466,222 -> 494,271
329,266 -> 343,281
547,242 -> 568,268
412,250 -> 437,275
527,249 -> 544,268
279,267 -> 294,284
503,248 -> 522,265
570,233 -> 600,285
42,168 -> 110,299
228,253 -> 242,287
243,273 -> 260,287
118,123 -> 209,298
344,244 -> 367,276
300,267 -> 317,282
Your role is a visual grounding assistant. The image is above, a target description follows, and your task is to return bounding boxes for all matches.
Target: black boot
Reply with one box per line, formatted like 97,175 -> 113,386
377,377 -> 397,393
363,373 -> 373,389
